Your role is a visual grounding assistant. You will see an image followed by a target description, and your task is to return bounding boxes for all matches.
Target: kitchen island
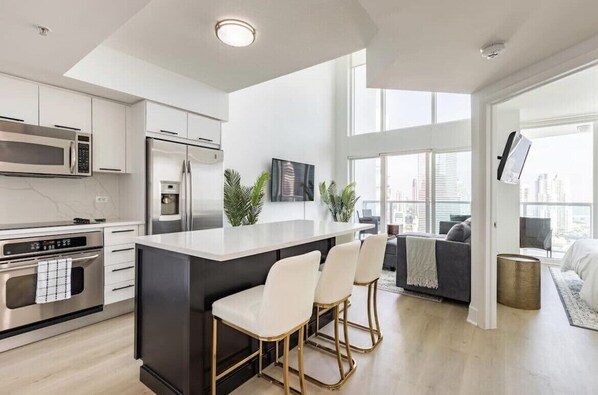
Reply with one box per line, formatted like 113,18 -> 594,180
134,220 -> 371,395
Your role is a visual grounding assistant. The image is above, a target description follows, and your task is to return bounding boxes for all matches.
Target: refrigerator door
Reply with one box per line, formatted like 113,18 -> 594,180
147,138 -> 188,235
187,146 -> 224,230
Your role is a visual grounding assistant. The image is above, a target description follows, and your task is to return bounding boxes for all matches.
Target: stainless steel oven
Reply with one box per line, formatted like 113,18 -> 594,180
0,120 -> 91,177
0,231 -> 103,334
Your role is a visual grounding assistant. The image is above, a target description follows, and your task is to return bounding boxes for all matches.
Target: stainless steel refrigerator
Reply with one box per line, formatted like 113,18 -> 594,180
147,138 -> 224,235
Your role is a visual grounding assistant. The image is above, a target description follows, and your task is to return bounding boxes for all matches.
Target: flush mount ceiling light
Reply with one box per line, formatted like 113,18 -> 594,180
215,19 -> 255,47
480,41 -> 506,60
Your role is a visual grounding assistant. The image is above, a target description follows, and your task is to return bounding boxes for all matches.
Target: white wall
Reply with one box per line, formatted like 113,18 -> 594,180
494,108 -> 521,253
66,46 -> 229,121
0,173 -> 120,224
221,61 -> 336,224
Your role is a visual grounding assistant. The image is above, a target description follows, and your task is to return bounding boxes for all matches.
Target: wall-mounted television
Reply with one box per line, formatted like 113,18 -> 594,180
497,131 -> 532,184
271,158 -> 315,202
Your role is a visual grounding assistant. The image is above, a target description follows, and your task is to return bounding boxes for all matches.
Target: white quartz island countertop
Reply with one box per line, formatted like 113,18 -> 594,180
134,220 -> 373,261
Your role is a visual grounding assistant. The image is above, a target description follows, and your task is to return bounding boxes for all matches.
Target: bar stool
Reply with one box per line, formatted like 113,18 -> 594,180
283,240 -> 361,390
344,233 -> 387,353
211,250 -> 321,395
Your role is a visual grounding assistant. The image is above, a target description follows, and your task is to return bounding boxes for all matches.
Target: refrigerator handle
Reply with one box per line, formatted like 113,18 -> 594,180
187,159 -> 193,230
181,159 -> 187,231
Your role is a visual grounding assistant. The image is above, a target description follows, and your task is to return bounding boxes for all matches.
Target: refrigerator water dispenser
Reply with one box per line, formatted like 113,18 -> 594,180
160,181 -> 180,217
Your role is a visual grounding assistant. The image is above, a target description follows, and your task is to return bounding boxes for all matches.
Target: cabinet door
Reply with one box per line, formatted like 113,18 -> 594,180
146,101 -> 187,138
39,86 -> 92,133
0,74 -> 38,125
92,98 -> 127,173
187,113 -> 221,146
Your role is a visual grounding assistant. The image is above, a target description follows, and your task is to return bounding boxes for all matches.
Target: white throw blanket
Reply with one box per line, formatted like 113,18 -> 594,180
561,239 -> 598,311
36,258 -> 72,304
406,237 -> 438,289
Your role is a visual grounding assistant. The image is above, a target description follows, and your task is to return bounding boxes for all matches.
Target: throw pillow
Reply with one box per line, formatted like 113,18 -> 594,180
446,222 -> 471,243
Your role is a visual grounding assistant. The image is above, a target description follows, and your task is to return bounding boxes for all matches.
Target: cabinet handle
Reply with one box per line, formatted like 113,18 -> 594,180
0,115 -> 24,122
111,229 -> 135,234
160,129 -> 178,135
112,284 -> 134,291
111,265 -> 135,272
111,247 -> 134,253
54,124 -> 81,131
99,168 -> 123,172
196,137 -> 214,142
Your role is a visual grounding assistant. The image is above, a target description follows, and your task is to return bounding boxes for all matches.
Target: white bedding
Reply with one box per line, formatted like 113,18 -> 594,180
561,239 -> 598,311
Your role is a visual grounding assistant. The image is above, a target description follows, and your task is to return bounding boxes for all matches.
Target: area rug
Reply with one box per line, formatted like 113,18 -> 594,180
549,267 -> 598,331
377,270 -> 443,302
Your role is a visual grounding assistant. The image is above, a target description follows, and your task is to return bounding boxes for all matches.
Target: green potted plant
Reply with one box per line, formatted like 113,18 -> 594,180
224,169 -> 270,226
319,181 -> 360,243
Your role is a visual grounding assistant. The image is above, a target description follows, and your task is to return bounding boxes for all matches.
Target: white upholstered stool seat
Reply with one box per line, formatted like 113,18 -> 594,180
212,285 -> 264,336
211,250 -> 321,395
285,241 -> 361,390
343,233 -> 387,353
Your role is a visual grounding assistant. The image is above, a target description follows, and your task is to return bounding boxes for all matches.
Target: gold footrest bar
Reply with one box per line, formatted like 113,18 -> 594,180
258,372 -> 302,395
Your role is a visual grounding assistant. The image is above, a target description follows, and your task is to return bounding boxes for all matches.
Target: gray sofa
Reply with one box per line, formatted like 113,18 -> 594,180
395,234 -> 471,302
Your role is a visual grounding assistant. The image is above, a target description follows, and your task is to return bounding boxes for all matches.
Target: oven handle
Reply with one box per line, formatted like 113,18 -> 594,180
0,254 -> 100,273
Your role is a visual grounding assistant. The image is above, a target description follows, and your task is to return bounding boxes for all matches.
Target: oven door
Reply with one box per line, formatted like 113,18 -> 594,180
0,129 -> 75,176
0,249 -> 104,333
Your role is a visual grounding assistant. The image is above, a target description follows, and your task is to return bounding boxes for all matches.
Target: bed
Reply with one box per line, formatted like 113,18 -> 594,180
561,239 -> 598,311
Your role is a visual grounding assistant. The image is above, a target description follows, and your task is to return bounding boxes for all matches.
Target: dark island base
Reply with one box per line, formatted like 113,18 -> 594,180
135,238 -> 335,395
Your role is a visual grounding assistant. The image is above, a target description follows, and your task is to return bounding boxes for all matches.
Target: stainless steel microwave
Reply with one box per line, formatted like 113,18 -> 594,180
0,120 -> 91,177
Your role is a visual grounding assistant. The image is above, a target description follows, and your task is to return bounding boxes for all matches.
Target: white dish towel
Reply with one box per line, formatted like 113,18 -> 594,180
36,258 -> 72,304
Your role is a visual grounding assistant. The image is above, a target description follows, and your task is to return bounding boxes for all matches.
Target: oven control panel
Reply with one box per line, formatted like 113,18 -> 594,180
3,236 -> 87,256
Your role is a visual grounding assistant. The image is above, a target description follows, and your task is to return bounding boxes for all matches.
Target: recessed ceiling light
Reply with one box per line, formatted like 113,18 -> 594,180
480,41 -> 506,60
215,19 -> 255,47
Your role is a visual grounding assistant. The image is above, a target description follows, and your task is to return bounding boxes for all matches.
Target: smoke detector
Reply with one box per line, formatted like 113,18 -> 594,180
480,41 -> 506,60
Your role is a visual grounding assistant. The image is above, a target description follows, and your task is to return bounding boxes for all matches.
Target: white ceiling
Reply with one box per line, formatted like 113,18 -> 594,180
362,0 -> 598,93
0,0 -> 150,102
103,0 -> 378,92
500,64 -> 598,122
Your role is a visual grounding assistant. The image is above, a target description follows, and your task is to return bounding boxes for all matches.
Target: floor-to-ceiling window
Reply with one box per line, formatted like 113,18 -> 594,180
520,124 -> 593,255
434,151 -> 472,232
352,157 -> 382,217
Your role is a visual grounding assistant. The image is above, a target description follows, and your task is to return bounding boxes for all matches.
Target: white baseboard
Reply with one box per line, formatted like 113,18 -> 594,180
466,305 -> 478,327
0,299 -> 134,352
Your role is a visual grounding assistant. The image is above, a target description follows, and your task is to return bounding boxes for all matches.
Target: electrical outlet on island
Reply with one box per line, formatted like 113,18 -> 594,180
95,196 -> 109,203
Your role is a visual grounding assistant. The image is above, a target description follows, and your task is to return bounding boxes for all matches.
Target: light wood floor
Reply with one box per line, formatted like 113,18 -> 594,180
1,267 -> 597,395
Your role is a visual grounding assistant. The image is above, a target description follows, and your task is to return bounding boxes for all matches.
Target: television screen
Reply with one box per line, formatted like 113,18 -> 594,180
497,131 -> 532,184
271,158 -> 315,202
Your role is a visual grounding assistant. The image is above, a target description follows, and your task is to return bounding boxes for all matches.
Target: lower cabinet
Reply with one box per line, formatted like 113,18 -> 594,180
104,225 -> 139,305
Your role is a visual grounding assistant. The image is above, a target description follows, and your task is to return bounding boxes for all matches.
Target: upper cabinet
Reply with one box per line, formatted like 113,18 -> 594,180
92,98 -> 127,173
146,102 -> 187,139
188,113 -> 221,146
0,74 -> 38,125
39,86 -> 92,133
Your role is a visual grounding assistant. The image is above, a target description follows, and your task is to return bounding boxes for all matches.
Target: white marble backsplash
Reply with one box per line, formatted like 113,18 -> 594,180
0,174 -> 120,225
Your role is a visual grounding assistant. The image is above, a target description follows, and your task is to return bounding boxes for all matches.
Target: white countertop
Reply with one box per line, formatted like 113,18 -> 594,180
0,220 -> 144,239
135,220 -> 373,261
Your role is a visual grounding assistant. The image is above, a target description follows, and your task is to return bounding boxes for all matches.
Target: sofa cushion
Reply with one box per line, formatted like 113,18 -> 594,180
385,238 -> 397,255
446,222 -> 471,243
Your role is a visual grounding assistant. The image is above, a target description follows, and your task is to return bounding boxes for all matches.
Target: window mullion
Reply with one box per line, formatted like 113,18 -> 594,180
381,89 -> 386,132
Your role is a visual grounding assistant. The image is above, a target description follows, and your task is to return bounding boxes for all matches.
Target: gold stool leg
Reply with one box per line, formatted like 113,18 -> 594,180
342,299 -> 355,369
298,325 -> 306,394
334,305 -> 346,380
283,334 -> 291,395
211,317 -> 218,395
373,280 -> 382,343
366,283 -> 376,346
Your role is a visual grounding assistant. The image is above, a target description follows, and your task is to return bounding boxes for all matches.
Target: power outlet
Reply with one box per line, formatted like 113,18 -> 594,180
95,196 -> 109,204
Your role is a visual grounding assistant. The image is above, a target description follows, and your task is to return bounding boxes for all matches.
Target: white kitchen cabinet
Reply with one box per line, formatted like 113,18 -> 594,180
39,86 -> 92,133
103,225 -> 139,305
187,113 -> 221,146
92,98 -> 127,173
146,101 -> 187,138
0,74 -> 38,125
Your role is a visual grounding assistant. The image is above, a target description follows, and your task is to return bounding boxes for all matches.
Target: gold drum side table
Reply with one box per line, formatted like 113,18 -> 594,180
497,254 -> 541,310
